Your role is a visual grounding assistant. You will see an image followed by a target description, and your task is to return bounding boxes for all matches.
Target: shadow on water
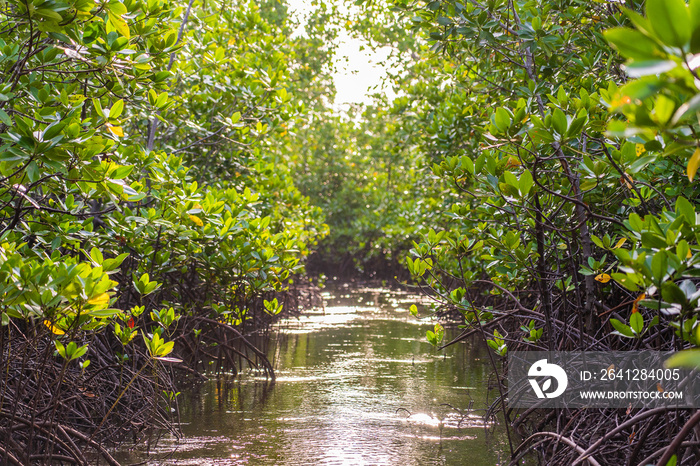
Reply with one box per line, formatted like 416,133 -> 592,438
114,283 -> 512,465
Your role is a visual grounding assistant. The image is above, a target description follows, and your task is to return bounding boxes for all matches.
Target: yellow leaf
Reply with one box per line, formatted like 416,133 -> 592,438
188,215 -> 203,227
632,293 -> 645,313
44,320 -> 65,335
108,125 -> 124,137
595,273 -> 611,283
108,12 -> 130,39
621,173 -> 633,189
87,292 -> 110,307
635,143 -> 645,157
613,238 -> 627,249
505,156 -> 521,168
688,147 -> 700,182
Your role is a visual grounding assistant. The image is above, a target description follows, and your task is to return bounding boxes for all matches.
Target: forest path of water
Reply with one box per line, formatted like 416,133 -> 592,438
115,284 -> 509,465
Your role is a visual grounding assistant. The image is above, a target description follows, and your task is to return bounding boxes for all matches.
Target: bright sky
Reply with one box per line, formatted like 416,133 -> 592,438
286,0 -> 395,107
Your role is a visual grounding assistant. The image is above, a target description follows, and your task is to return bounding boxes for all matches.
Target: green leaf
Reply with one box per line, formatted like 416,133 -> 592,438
653,95 -> 676,125
54,340 -> 66,358
111,165 -> 134,180
108,0 -> 128,15
610,318 -> 635,338
675,196 -> 696,224
92,98 -> 104,117
567,115 -> 587,138
619,79 -> 662,104
102,253 -> 129,272
623,8 -> 654,36
638,299 -> 675,312
628,155 -> 656,174
156,340 -> 174,357
665,350 -> 700,369
434,323 -> 444,344
499,182 -> 520,198
90,247 -> 104,264
661,282 -> 688,306
630,312 -> 644,334
0,109 -> 11,126
651,250 -> 668,284
148,89 -> 157,106
691,0 -> 700,30
552,108 -> 568,136
72,343 -> 89,360
528,127 -> 555,144
109,99 -> 124,119
26,161 -> 39,183
503,170 -> 518,188
604,28 -> 662,59
611,273 -> 640,291
646,0 -> 691,47
494,107 -> 512,132
88,308 -> 121,317
519,170 -> 533,196
591,235 -> 604,249
155,92 -> 168,108
35,9 -> 63,22
641,232 -> 667,249
691,28 -> 700,53
43,121 -> 65,140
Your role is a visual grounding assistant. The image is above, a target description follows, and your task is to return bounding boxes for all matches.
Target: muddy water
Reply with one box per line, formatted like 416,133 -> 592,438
115,284 -> 510,465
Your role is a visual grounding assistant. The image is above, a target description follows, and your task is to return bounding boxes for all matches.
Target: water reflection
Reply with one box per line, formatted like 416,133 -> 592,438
114,284 -> 510,465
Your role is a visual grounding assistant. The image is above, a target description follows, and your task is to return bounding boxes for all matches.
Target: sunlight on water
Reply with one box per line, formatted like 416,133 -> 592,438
114,284 -> 510,465
404,412 -> 442,427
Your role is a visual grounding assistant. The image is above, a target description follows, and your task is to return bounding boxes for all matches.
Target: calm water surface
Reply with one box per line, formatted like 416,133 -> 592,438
116,284 -> 510,465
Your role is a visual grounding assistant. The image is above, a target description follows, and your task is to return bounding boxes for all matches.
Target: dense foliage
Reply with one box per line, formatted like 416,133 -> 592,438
0,0 -> 329,461
329,0 -> 700,464
387,0 -> 700,358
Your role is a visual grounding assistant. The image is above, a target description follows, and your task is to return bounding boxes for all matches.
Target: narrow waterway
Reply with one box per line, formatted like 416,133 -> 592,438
116,284 -> 510,465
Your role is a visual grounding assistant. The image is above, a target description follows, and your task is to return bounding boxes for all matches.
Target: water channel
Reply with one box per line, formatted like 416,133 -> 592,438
116,283 -> 510,465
